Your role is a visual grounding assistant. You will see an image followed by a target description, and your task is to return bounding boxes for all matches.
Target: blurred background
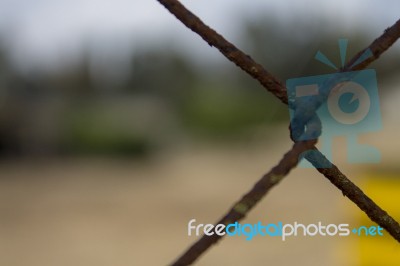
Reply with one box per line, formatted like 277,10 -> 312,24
0,0 -> 399,265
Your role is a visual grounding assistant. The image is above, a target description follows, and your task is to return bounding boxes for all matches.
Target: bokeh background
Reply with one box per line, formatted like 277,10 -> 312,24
0,0 -> 399,265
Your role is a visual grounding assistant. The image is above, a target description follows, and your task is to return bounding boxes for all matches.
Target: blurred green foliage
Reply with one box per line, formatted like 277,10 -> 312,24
180,84 -> 286,138
63,109 -> 151,157
0,17 -> 398,157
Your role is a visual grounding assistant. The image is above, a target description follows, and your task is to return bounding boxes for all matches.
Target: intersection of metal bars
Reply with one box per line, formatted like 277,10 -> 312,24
156,1 -> 400,265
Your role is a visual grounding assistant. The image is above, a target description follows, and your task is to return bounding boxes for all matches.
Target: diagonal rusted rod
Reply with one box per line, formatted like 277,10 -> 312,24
174,140 -> 316,266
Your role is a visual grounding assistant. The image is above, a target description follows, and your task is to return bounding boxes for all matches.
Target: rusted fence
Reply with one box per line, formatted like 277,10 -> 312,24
157,1 -> 400,265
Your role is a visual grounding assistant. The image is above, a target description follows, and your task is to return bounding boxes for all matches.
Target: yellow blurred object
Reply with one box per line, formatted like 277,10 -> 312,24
354,173 -> 400,266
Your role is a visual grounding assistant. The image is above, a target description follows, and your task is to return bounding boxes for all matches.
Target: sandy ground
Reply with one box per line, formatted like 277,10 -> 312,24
0,126 -> 370,266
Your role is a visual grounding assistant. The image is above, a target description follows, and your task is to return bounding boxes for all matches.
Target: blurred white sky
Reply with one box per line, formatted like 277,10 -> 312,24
0,0 -> 399,71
